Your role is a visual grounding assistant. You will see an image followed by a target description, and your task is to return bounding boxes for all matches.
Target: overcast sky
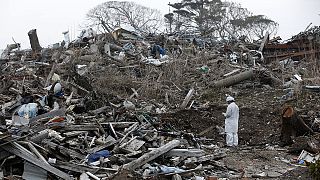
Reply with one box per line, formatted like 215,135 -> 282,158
0,0 -> 319,49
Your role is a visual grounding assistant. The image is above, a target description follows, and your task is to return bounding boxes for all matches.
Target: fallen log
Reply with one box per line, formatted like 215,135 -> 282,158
213,69 -> 255,88
123,139 -> 180,170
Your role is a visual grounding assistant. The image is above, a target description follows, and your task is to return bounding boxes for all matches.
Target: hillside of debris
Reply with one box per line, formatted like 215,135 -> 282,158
0,26 -> 319,179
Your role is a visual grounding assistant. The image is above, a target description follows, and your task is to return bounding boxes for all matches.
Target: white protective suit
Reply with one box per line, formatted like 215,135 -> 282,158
224,99 -> 239,146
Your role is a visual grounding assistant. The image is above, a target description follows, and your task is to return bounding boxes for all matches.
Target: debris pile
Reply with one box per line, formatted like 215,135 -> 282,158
0,26 -> 320,179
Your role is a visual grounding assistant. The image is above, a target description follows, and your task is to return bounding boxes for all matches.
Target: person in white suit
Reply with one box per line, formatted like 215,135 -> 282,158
222,96 -> 239,147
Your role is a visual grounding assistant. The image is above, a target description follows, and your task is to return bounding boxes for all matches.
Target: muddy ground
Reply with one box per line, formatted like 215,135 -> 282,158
157,85 -> 320,179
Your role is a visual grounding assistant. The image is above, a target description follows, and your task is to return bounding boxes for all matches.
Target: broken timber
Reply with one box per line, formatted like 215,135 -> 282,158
180,88 -> 195,109
148,148 -> 205,157
123,139 -> 180,170
1,142 -> 72,180
213,69 -> 255,88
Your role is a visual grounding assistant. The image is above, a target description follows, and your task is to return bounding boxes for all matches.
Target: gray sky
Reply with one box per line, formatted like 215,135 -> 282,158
0,0 -> 319,49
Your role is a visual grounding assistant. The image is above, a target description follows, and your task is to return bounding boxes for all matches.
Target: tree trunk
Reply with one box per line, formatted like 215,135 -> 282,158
280,113 -> 314,146
213,69 -> 254,88
28,29 -> 42,53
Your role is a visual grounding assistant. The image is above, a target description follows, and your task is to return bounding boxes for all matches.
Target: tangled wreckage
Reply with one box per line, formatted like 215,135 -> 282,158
0,26 -> 320,179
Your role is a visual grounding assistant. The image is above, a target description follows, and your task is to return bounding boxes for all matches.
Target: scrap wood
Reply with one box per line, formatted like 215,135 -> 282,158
62,124 -> 99,132
29,108 -> 66,124
43,140 -> 86,159
123,139 -> 180,170
113,122 -> 139,152
90,105 -> 109,115
27,142 -> 49,164
129,88 -> 139,99
94,118 -> 106,134
68,81 -> 90,94
1,142 -> 72,180
223,69 -> 240,77
55,161 -> 118,174
109,123 -> 118,139
144,164 -> 203,178
180,88 -> 195,109
147,148 -> 205,157
45,63 -> 56,87
100,122 -> 136,129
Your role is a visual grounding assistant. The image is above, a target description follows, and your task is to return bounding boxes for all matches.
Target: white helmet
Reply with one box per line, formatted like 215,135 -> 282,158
226,96 -> 234,102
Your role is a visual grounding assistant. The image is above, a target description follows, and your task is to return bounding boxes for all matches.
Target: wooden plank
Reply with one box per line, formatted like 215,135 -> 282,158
45,64 -> 56,87
29,108 -> 65,124
109,123 -> 118,139
63,131 -> 87,137
129,88 -> 139,99
86,135 -> 116,154
27,142 -> 49,164
90,105 -> 109,115
43,140 -> 85,159
94,119 -> 106,135
180,88 -> 195,109
62,125 -> 99,131
122,138 -> 145,152
148,148 -> 205,157
55,161 -> 118,174
123,140 -> 180,170
198,125 -> 215,136
68,81 -> 90,94
2,142 -> 71,180
223,69 -> 240,77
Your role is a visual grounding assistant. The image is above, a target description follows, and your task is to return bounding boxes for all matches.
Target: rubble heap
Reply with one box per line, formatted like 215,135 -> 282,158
0,27 -> 320,179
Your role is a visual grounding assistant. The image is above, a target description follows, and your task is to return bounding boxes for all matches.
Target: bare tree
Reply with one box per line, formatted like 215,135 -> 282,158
87,1 -> 164,35
166,0 -> 278,41
166,0 -> 225,36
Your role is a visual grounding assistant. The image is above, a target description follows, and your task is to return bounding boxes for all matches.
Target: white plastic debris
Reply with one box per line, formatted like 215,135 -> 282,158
298,150 -> 320,163
144,58 -> 169,66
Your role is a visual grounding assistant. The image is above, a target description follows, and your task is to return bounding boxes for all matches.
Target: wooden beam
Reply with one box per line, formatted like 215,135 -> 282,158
29,108 -> 66,124
55,161 -> 118,173
2,142 -> 71,180
90,105 -> 109,115
62,125 -> 99,132
43,140 -> 85,159
27,142 -> 49,164
147,148 -> 204,157
180,88 -> 195,109
123,140 -> 180,170
45,64 -> 56,87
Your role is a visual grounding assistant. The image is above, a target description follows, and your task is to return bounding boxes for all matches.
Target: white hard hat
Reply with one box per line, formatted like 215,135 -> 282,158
226,96 -> 234,102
